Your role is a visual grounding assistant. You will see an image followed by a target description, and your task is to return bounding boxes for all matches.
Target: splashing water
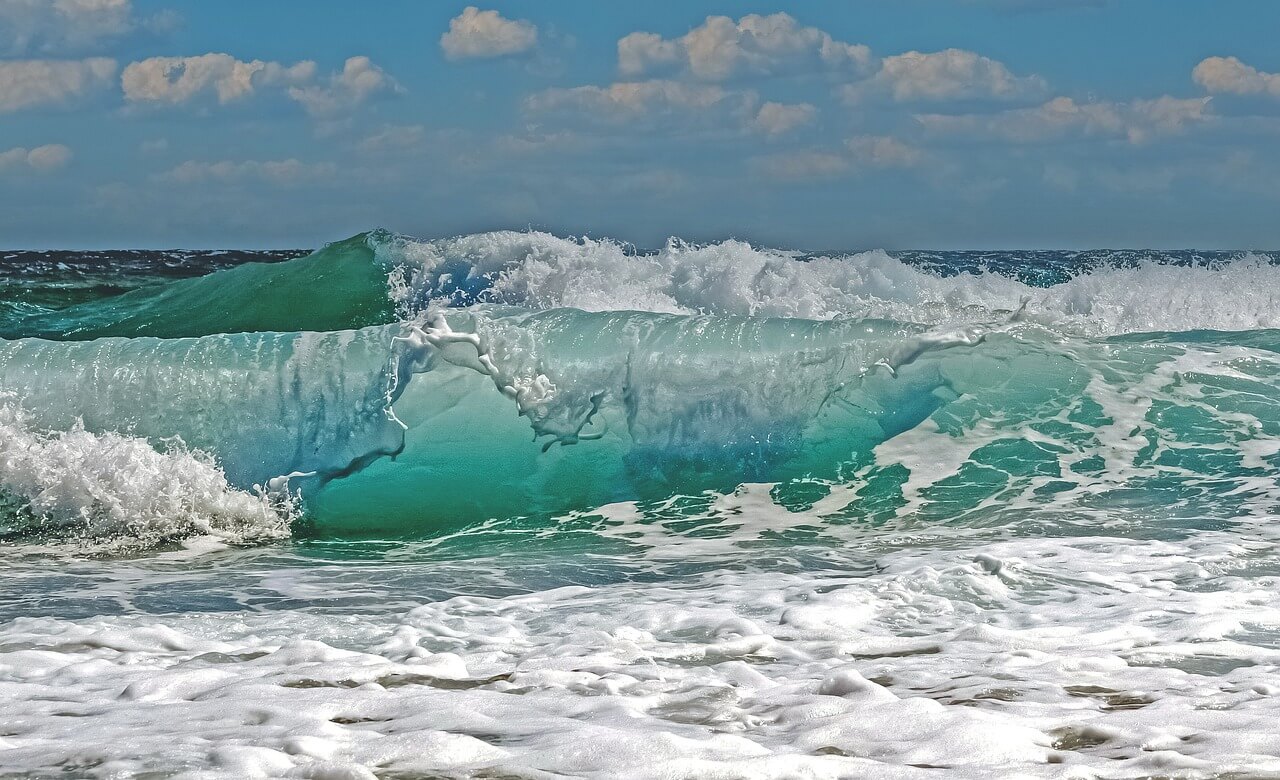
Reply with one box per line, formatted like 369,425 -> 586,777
2,231 -> 1280,778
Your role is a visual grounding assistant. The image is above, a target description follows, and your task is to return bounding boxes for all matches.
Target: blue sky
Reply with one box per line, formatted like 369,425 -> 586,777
3,0 -> 1280,249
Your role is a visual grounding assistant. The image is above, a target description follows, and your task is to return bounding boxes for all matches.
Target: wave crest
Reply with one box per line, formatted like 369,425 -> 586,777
379,230 -> 1280,335
9,229 -> 1280,343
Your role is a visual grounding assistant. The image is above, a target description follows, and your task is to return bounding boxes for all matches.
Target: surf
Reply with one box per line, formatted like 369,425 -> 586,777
2,229 -> 1279,545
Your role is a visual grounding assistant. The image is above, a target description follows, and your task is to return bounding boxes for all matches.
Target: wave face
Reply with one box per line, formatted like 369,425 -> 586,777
2,230 -> 1279,544
0,236 -> 388,340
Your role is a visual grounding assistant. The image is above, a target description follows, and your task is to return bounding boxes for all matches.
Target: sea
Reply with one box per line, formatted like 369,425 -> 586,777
2,232 -> 1280,778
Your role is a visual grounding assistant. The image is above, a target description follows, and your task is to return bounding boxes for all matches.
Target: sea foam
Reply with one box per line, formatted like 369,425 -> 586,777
0,398 -> 293,548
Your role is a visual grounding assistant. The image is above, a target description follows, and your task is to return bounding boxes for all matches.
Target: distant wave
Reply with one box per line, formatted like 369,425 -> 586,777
7,229 -> 1280,341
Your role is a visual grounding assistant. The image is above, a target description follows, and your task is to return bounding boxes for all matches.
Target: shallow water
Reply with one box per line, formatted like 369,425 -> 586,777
2,234 -> 1279,778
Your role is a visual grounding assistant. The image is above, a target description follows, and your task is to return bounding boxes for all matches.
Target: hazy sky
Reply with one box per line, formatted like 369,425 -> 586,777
3,0 -> 1280,249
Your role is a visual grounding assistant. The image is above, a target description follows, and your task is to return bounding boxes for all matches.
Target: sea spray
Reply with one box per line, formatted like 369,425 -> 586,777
0,397 -> 293,547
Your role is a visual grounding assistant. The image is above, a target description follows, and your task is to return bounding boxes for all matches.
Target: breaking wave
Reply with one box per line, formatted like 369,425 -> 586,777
2,229 -> 1279,545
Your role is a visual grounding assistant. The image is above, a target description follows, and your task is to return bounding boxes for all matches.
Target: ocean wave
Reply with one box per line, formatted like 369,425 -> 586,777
3,298 -> 1278,543
3,229 -> 1280,546
0,234 -> 394,341
0,307 -> 1018,537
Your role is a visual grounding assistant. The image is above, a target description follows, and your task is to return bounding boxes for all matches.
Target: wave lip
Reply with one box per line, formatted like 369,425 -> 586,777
372,231 -> 1280,335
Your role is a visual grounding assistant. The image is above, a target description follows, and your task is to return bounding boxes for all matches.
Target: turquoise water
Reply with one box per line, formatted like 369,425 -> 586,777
2,233 -> 1280,777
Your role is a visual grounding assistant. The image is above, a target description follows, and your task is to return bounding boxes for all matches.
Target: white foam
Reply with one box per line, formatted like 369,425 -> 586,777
4,531 -> 1280,777
375,230 -> 1280,335
0,399 -> 294,549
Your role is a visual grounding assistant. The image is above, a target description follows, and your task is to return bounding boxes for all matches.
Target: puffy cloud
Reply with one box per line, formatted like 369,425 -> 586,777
122,53 -> 314,104
158,158 -> 336,186
618,12 -> 871,80
845,135 -> 922,167
616,33 -> 678,76
0,0 -> 136,54
440,6 -> 537,60
847,48 -> 1046,102
121,53 -> 393,116
1193,56 -> 1280,97
917,95 -> 1211,143
0,143 -> 72,172
751,101 -> 816,136
1129,95 -> 1214,140
287,56 -> 397,117
526,79 -> 755,122
0,57 -> 115,112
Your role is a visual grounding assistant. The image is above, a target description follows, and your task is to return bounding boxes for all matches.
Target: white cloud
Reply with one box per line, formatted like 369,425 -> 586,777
917,95 -> 1211,143
26,142 -> 72,169
1128,95 -> 1213,140
0,0 -> 137,54
0,57 -> 115,112
121,53 -> 393,116
751,101 -> 816,136
358,124 -> 426,153
122,53 -> 314,104
158,158 -> 336,186
526,79 -> 755,122
618,12 -> 871,80
1193,56 -> 1280,97
0,143 -> 72,172
287,56 -> 397,117
845,135 -> 922,167
440,6 -> 537,60
846,48 -> 1046,102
